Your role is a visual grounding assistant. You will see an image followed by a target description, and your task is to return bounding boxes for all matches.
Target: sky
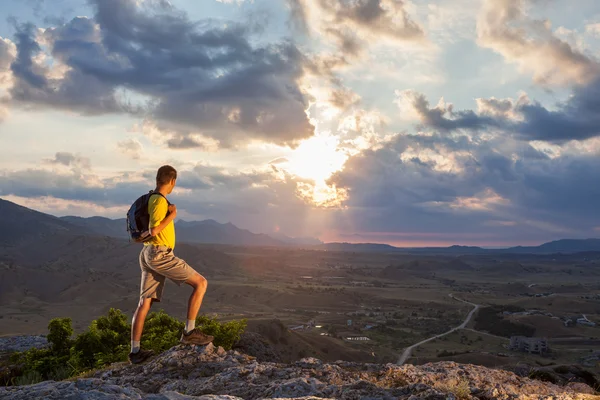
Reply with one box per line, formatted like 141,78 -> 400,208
0,0 -> 599,247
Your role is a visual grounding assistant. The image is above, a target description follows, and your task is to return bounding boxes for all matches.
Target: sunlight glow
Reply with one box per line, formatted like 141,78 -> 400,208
286,132 -> 348,183
275,132 -> 350,207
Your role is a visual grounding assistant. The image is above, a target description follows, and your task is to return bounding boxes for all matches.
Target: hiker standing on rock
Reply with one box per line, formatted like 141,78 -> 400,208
127,165 -> 213,364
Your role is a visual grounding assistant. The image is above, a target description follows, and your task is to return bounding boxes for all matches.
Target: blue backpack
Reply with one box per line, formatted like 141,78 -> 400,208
126,191 -> 170,243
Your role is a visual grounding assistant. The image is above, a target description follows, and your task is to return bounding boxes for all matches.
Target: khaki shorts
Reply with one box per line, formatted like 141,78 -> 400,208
139,245 -> 197,301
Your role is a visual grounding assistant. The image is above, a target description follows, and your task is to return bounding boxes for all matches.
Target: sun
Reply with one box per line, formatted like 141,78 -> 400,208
279,132 -> 349,207
286,133 -> 348,183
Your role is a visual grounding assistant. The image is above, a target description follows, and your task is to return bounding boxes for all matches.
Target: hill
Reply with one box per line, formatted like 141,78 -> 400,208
319,240 -> 600,255
0,198 -> 88,244
60,216 -> 129,239
5,196 -> 599,253
506,239 -> 600,254
175,219 -> 285,247
59,215 -> 292,247
2,344 -> 597,398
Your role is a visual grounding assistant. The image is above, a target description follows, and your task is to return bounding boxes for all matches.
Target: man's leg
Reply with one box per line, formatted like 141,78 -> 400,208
128,297 -> 156,363
183,273 -> 208,333
147,249 -> 213,345
131,298 -> 154,345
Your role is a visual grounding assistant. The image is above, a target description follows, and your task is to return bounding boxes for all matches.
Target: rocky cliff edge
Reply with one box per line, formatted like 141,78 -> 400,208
1,343 -> 598,400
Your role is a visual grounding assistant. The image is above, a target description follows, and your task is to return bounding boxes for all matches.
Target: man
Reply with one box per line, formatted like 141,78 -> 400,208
129,165 -> 213,364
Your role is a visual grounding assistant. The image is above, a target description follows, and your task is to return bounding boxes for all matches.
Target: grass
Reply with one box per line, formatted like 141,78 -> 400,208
434,378 -> 471,399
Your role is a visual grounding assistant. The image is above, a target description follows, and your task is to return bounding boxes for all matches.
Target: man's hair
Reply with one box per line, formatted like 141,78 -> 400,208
156,165 -> 177,186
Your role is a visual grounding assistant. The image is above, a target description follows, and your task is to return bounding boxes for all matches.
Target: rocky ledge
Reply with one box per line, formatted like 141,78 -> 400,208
0,335 -> 48,353
1,343 -> 598,400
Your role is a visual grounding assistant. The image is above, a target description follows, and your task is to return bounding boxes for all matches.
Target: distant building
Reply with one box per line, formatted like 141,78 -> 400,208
345,336 -> 370,341
509,336 -> 548,354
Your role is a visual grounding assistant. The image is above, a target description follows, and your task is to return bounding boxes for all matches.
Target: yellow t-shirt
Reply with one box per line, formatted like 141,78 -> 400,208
144,194 -> 175,249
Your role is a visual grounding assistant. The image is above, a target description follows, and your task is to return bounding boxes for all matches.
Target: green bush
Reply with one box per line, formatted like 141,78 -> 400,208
141,310 -> 185,354
196,315 -> 247,350
6,309 -> 246,386
72,308 -> 130,370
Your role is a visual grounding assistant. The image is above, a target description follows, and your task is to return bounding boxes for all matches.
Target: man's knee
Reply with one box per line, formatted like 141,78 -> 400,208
137,297 -> 154,310
187,273 -> 207,290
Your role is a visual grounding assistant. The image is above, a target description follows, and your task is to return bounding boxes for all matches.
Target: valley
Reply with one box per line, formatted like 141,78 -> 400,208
1,198 -> 600,377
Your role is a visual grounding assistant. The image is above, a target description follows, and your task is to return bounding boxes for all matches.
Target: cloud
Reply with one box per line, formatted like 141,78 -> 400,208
0,37 -> 16,87
44,151 -> 91,170
4,0 -> 316,148
287,0 -> 426,57
116,139 -> 142,160
395,89 -> 499,131
585,23 -> 600,37
397,84 -> 600,142
477,0 -> 600,86
327,131 -> 600,243
0,157 -> 334,237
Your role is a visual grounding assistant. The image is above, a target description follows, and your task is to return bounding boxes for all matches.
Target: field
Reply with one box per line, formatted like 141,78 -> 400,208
1,241 -> 600,374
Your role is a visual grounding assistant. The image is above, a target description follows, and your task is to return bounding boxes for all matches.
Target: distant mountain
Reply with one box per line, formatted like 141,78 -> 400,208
505,239 -> 600,254
59,215 -> 288,247
318,242 -> 399,252
0,198 -> 89,244
175,219 -> 285,247
61,216 -> 128,239
4,197 -> 600,253
317,240 -> 600,255
270,232 -> 322,246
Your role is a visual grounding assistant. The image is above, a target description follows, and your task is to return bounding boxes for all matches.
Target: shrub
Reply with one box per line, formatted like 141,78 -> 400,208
141,310 -> 184,354
7,309 -> 246,386
196,315 -> 247,350
72,308 -> 130,370
13,370 -> 43,386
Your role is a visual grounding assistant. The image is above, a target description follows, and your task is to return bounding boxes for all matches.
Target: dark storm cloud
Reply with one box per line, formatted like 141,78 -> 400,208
328,133 -> 600,240
10,23 -> 46,89
513,80 -> 600,141
406,91 -> 499,132
403,81 -> 600,142
6,0 -> 315,147
9,20 -> 127,115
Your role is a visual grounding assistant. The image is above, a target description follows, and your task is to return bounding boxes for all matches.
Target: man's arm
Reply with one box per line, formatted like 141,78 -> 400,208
148,196 -> 177,236
150,206 -> 176,236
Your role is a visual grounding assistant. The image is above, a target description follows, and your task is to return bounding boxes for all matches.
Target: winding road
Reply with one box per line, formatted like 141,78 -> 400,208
397,294 -> 480,365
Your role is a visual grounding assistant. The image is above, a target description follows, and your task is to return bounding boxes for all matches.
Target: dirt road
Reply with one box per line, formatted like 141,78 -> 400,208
396,294 -> 480,365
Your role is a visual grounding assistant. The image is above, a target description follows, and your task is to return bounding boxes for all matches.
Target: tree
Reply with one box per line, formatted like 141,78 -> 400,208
47,318 -> 73,355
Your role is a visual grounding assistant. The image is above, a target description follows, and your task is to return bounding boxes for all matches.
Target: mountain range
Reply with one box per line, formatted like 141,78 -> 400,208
60,215 -> 321,247
1,197 -> 599,254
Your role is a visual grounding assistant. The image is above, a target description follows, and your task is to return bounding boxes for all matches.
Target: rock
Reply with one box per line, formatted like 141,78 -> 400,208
231,332 -> 282,363
2,346 -> 599,400
0,378 -> 144,399
0,335 -> 48,353
567,383 -> 596,395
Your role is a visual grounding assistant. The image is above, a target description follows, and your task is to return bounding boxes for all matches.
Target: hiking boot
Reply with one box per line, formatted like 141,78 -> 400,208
128,349 -> 154,364
180,328 -> 214,346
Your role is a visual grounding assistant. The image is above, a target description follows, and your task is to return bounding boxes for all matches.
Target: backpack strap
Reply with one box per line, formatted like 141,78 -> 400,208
149,190 -> 171,205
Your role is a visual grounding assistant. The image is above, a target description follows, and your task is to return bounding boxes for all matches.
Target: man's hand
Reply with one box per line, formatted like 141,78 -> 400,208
168,204 -> 177,217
